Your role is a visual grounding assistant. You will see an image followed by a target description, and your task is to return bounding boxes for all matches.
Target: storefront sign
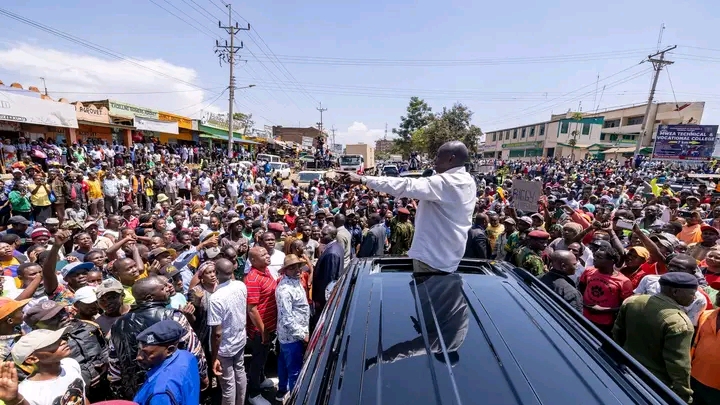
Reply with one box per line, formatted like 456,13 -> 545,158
0,90 -> 78,129
158,112 -> 193,129
501,141 -> 543,149
200,111 -> 245,132
0,121 -> 21,131
108,100 -> 159,119
79,131 -> 102,138
74,102 -> 110,124
652,124 -> 719,161
134,116 -> 178,134
301,136 -> 313,147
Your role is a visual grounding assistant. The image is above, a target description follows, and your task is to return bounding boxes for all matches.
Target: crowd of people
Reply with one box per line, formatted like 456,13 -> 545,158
0,136 -> 716,404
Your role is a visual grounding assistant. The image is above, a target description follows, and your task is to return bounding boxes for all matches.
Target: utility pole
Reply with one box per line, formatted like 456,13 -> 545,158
330,126 -> 337,150
317,102 -> 327,134
216,3 -> 249,158
633,45 -> 676,158
384,123 -> 388,139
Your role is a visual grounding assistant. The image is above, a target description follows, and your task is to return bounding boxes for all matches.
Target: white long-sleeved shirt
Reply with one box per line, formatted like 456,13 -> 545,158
366,166 -> 476,273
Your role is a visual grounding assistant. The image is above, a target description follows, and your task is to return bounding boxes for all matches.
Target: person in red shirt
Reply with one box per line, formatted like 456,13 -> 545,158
284,206 -> 298,231
619,246 -> 651,289
579,242 -> 633,335
245,246 -> 278,402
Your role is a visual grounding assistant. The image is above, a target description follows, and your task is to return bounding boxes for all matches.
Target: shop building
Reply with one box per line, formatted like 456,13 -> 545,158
74,101 -> 133,146
272,126 -> 325,148
79,99 -> 179,146
197,112 -> 259,152
158,111 -> 195,145
483,101 -> 706,160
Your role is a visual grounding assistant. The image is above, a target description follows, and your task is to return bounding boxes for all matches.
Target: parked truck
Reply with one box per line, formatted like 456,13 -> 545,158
341,144 -> 376,174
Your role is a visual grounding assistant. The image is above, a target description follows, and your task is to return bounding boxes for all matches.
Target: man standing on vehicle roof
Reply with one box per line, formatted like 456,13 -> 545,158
340,141 -> 476,274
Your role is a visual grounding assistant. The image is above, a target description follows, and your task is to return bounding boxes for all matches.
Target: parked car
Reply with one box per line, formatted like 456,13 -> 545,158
382,164 -> 399,177
269,162 -> 291,179
290,257 -> 684,405
296,170 -> 327,187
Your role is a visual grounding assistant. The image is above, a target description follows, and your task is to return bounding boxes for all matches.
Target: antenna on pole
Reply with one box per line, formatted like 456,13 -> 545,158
39,77 -> 48,96
656,23 -> 666,52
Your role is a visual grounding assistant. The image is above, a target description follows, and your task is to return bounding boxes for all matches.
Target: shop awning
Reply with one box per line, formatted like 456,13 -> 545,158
603,147 -> 637,154
78,120 -> 134,130
0,90 -> 78,128
236,138 -> 259,145
199,133 -> 228,141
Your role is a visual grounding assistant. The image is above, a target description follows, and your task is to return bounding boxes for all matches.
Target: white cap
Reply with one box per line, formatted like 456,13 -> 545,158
73,286 -> 97,304
11,327 -> 67,365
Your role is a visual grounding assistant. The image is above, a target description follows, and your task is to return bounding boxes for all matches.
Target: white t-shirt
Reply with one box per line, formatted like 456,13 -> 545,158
244,249 -> 285,280
634,274 -> 707,326
207,280 -> 247,357
19,357 -> 85,405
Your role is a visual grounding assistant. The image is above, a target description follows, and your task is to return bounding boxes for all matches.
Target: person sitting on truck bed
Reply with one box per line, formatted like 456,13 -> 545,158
340,141 -> 476,274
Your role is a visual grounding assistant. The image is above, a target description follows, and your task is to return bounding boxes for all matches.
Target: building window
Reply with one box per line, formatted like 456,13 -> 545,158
626,116 -> 644,125
539,125 -> 545,136
603,119 -> 620,128
610,134 -> 618,141
529,127 -> 535,137
561,122 -> 569,133
521,128 -> 526,138
508,149 -> 525,158
622,134 -> 636,141
581,123 -> 590,135
513,129 -> 518,139
492,133 -> 496,141
600,133 -> 606,141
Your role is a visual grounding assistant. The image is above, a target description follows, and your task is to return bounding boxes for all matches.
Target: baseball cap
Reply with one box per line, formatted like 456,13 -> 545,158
0,298 -> 30,320
199,230 -> 219,242
74,286 -> 97,304
23,301 -> 65,328
137,320 -> 187,346
11,327 -> 67,365
96,278 -> 124,298
8,216 -> 29,226
60,261 -> 94,278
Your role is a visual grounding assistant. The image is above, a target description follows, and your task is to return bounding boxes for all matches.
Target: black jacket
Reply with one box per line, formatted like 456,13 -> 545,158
65,319 -> 109,400
464,226 -> 490,259
540,270 -> 583,312
108,302 -> 178,399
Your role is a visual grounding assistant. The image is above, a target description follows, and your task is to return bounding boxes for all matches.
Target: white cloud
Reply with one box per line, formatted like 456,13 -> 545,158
0,43 -> 224,118
335,121 -> 385,146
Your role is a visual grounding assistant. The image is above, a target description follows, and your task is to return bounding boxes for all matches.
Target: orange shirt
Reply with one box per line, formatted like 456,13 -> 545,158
677,224 -> 702,245
691,310 -> 720,389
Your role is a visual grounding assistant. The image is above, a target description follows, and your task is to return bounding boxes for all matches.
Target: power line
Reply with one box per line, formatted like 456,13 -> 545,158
49,88 -> 225,95
182,0 -> 223,24
148,0 -> 221,41
169,88 -> 227,113
0,8 -> 217,93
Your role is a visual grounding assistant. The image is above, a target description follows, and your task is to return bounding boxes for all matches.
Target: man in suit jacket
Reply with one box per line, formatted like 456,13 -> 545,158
358,213 -> 386,258
311,225 -> 344,329
464,213 -> 490,259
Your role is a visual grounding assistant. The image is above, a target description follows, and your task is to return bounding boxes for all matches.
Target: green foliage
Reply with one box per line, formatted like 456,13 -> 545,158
392,98 -> 482,158
392,97 -> 433,158
232,112 -> 254,135
421,103 -> 482,157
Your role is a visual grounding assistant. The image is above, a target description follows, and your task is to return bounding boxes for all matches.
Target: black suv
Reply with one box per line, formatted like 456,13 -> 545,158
289,258 -> 684,405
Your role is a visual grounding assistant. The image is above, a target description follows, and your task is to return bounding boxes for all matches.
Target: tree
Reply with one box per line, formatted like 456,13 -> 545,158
422,103 -> 482,157
569,112 -> 583,161
232,112 -> 254,135
392,97 -> 433,158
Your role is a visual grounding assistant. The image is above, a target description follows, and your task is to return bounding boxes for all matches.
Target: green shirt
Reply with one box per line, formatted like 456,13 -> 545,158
389,218 -> 414,256
612,294 -> 694,402
514,246 -> 545,277
8,191 -> 31,213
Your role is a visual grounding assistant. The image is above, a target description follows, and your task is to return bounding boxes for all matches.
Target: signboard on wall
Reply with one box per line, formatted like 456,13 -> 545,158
652,124 -> 719,161
0,90 -> 78,128
74,102 -> 110,124
108,100 -> 159,119
301,136 -> 313,147
134,116 -> 179,134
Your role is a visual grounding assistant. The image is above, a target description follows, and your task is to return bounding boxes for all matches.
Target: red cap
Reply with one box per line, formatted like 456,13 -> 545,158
268,223 -> 285,232
528,230 -> 551,239
397,208 -> 410,215
700,225 -> 719,234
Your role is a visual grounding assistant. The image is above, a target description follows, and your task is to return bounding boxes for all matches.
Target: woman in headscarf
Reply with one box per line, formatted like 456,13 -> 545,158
619,246 -> 651,289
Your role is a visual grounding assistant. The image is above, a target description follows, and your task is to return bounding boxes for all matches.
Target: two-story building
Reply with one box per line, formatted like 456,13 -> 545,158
482,102 -> 706,162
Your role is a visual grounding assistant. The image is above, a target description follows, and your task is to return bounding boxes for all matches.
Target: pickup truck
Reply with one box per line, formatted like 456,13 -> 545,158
290,257 -> 684,405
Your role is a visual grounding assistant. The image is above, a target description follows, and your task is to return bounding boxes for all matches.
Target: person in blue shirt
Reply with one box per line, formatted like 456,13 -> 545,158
134,320 -> 200,405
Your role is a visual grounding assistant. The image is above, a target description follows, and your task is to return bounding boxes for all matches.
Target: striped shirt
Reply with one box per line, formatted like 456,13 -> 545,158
246,267 -> 278,338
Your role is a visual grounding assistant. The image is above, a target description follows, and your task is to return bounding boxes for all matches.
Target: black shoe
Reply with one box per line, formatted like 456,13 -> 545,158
275,391 -> 287,402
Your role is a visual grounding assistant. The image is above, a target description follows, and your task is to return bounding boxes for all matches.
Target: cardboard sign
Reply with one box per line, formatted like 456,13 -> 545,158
511,180 -> 543,213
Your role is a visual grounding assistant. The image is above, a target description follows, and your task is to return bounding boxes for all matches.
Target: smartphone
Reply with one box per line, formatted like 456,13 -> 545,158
616,219 -> 635,230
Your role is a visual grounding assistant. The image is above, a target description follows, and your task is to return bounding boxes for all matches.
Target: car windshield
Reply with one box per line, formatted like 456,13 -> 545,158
298,172 -> 323,182
384,166 -> 399,175
270,162 -> 283,169
341,156 -> 362,165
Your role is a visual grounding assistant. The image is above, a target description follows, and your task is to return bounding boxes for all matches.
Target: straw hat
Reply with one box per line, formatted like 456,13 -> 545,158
280,254 -> 305,273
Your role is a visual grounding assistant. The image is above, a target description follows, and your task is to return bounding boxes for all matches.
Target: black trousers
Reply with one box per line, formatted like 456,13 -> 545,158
692,377 -> 720,405
247,331 -> 275,398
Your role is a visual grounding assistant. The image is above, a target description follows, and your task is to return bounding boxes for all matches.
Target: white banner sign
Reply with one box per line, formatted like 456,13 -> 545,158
0,90 -> 78,129
302,136 -> 313,147
510,180 -> 543,214
134,116 -> 179,134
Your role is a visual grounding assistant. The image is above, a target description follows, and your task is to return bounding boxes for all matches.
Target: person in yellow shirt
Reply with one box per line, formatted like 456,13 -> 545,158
85,172 -> 103,217
29,174 -> 52,224
486,212 -> 505,256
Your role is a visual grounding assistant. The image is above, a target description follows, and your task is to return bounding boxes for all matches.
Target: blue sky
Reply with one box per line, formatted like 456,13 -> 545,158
1,0 -> 719,145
